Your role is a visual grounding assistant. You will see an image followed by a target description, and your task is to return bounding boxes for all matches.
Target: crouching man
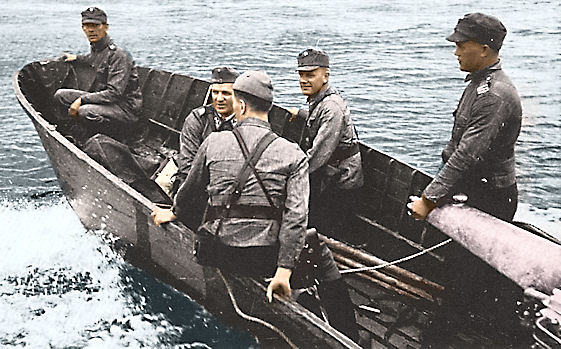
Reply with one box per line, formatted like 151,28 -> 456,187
54,7 -> 142,143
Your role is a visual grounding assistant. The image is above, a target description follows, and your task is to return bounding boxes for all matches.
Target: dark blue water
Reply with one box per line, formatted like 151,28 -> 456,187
1,1 -> 560,347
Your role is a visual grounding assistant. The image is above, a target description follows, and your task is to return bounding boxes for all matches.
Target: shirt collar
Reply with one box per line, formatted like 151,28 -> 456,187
91,35 -> 111,52
236,117 -> 272,129
465,60 -> 502,82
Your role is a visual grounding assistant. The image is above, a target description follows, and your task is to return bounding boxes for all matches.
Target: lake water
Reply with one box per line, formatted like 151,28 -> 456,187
1,0 -> 559,347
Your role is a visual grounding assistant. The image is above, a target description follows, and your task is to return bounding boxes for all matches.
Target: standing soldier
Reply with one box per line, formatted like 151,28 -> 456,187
291,48 -> 363,237
54,7 -> 142,143
173,67 -> 239,194
153,70 -> 359,342
409,13 -> 524,346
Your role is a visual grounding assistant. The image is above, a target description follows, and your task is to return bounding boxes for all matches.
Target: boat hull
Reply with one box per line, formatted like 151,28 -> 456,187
14,62 -> 359,349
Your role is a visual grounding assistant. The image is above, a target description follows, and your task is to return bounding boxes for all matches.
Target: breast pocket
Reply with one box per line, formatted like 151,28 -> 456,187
452,108 -> 470,137
95,64 -> 109,84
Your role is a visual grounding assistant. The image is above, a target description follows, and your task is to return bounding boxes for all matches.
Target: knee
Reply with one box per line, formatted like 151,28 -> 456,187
54,88 -> 81,106
53,89 -> 67,104
78,105 -> 104,122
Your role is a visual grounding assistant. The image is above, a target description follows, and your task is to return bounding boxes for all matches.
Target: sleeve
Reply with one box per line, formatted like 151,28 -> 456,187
277,152 -> 309,269
173,138 -> 210,219
424,94 -> 507,202
175,110 -> 206,186
80,49 -> 133,105
307,100 -> 345,173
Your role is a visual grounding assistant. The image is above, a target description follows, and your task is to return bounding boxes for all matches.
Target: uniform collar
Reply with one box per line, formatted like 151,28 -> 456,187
91,35 -> 112,52
465,60 -> 502,82
308,84 -> 337,110
237,117 -> 271,129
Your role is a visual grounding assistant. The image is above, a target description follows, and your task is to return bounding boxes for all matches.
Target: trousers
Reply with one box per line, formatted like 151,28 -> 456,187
54,88 -> 136,142
195,232 -> 359,342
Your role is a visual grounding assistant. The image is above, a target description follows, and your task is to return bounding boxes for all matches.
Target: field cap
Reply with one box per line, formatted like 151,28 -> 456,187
446,13 -> 507,51
211,67 -> 239,84
297,48 -> 330,71
233,70 -> 274,102
81,7 -> 107,24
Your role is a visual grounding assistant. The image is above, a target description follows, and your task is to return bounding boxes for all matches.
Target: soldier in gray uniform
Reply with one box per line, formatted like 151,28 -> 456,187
153,70 -> 359,342
54,7 -> 142,143
291,48 -> 363,238
173,67 -> 239,194
409,13 -> 524,346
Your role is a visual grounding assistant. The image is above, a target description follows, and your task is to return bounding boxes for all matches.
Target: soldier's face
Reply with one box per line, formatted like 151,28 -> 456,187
454,40 -> 487,73
211,83 -> 235,118
299,68 -> 329,97
82,23 -> 108,43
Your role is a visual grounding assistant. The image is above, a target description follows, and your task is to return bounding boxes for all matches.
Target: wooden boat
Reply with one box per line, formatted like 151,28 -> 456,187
13,59 -> 560,348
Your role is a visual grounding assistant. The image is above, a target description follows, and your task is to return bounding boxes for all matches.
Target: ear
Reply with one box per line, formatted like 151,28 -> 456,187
481,44 -> 492,57
323,69 -> 330,84
240,100 -> 246,114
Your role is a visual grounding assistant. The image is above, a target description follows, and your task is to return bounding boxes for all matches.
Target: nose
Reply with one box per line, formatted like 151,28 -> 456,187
216,92 -> 225,101
453,46 -> 460,57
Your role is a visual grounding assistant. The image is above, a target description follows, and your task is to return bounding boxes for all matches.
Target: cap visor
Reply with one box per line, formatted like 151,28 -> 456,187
296,65 -> 322,72
82,19 -> 103,24
446,31 -> 471,43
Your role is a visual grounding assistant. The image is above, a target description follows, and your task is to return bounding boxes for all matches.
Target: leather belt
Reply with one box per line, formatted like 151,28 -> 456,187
328,143 -> 360,164
205,205 -> 283,222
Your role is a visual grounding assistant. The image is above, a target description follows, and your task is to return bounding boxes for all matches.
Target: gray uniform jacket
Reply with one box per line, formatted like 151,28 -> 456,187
174,117 -> 309,269
302,85 -> 363,190
424,61 -> 522,202
76,36 -> 142,121
176,104 -> 235,186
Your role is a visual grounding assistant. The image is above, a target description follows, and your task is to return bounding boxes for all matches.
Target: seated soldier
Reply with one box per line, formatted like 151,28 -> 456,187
152,70 -> 359,342
173,66 -> 239,194
54,7 -> 142,143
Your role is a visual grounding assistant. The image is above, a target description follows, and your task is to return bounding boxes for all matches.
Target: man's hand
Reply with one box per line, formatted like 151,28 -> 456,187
409,195 -> 438,220
266,267 -> 292,302
64,53 -> 77,62
151,207 -> 176,226
69,97 -> 82,118
288,107 -> 299,122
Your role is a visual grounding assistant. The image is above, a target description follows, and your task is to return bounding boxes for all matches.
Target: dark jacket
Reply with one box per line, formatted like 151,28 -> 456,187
424,61 -> 522,202
76,36 -> 142,121
174,117 -> 309,269
175,104 -> 235,187
302,85 -> 363,190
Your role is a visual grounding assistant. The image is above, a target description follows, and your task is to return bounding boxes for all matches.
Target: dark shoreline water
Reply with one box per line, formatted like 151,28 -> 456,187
1,1 -> 559,347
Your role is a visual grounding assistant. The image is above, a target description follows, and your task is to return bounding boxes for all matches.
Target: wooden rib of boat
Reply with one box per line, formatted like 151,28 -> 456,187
13,59 -> 558,348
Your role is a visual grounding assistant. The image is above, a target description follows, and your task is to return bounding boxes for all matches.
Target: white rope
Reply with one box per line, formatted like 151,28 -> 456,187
340,239 -> 452,274
217,269 -> 299,349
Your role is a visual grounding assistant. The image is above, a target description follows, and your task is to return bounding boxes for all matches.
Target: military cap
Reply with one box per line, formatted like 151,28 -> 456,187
446,13 -> 507,51
297,48 -> 330,71
233,70 -> 274,102
81,7 -> 107,24
211,67 -> 239,84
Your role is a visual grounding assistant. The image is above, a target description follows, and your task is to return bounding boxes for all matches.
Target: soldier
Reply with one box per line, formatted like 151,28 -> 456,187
153,70 -> 358,342
54,7 -> 142,143
409,13 -> 524,346
291,48 -> 363,237
173,66 -> 239,194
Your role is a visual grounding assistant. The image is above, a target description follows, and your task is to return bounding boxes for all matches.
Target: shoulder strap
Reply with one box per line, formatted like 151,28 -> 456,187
229,128 -> 278,208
